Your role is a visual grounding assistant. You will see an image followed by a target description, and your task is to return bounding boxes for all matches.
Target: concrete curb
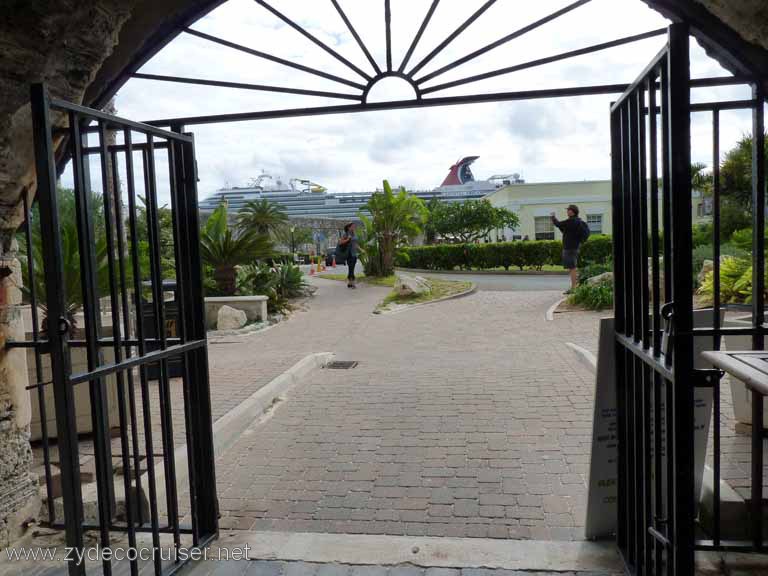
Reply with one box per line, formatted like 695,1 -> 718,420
213,531 -> 624,572
376,283 -> 478,316
566,342 -> 598,372
396,267 -> 568,276
211,352 -> 334,457
546,297 -> 567,321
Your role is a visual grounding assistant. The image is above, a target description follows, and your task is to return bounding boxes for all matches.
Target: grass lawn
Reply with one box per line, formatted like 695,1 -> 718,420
317,273 -> 396,287
377,278 -> 473,312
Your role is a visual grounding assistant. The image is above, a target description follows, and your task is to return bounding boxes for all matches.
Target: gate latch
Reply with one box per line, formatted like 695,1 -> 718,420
56,316 -> 71,336
693,368 -> 724,388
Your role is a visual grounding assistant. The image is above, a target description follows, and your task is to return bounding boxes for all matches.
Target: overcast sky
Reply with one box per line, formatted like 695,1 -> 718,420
103,0 -> 754,202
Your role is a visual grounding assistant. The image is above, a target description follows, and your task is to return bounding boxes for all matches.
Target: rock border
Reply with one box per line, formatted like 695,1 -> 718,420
375,283 -> 477,316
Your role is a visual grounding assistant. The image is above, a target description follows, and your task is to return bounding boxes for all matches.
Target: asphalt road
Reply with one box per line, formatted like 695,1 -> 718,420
415,271 -> 570,292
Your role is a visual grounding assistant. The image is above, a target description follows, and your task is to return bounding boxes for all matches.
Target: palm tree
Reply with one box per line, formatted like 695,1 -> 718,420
200,203 -> 273,295
236,199 -> 288,235
361,180 -> 427,276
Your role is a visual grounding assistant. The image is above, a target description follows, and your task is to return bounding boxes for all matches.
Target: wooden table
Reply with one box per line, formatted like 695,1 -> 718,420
701,350 -> 768,397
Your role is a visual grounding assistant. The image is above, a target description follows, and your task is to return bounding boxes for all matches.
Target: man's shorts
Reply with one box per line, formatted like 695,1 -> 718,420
562,249 -> 579,270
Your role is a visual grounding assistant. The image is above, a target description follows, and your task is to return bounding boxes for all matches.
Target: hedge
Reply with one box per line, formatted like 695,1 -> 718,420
397,235 -> 612,271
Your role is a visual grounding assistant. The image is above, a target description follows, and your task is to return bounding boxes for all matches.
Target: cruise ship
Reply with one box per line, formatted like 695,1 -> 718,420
198,157 -> 524,220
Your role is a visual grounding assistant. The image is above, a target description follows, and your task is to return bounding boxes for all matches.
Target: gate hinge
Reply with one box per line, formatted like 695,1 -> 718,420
693,368 -> 725,388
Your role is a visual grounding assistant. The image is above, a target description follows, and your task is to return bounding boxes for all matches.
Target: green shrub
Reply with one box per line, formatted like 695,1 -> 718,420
237,263 -> 309,312
568,280 -> 614,310
399,237 -> 612,272
578,235 -> 613,266
578,262 -> 613,285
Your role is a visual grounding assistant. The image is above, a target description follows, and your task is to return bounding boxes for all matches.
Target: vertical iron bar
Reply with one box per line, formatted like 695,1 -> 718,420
30,82 -> 85,576
99,122 -> 139,575
660,62 -> 673,313
750,83 -> 765,550
112,145 -> 145,531
667,23 -> 694,576
637,85 -> 650,350
384,0 -> 392,72
179,134 -> 219,540
132,144 -> 163,576
642,364 -> 653,573
611,105 -> 627,558
168,125 -> 200,544
629,91 -> 642,345
22,193 -> 55,524
653,371 -> 664,576
711,109 -> 722,548
70,111 -> 114,576
648,73 -> 662,356
622,105 -> 635,338
611,106 -> 626,336
144,135 -> 182,554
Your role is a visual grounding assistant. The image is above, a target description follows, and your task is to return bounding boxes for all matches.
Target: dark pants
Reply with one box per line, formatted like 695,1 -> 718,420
347,256 -> 357,281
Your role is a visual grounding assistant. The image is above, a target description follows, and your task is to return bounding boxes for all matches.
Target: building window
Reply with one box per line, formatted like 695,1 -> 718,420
534,216 -> 555,240
587,214 -> 603,234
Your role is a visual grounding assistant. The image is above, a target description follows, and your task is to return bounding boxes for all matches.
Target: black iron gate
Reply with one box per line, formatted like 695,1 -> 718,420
25,83 -> 218,575
612,23 -> 767,576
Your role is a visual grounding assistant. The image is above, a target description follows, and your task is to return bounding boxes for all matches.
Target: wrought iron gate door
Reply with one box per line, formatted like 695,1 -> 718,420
29,83 -> 218,576
611,23 -> 696,576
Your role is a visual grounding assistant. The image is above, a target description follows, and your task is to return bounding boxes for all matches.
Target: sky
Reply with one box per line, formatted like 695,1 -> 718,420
74,0 -> 757,203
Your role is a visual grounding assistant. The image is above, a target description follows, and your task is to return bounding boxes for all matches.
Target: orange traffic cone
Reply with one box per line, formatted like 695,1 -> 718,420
332,255 -> 337,268
318,255 -> 325,272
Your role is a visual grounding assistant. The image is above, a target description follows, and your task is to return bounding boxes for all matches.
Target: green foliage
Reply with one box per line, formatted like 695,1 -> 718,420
692,242 -> 747,286
237,263 -> 309,312
136,196 -> 176,279
719,198 -> 751,240
568,281 -> 614,310
236,199 -> 288,235
578,262 -> 613,285
428,200 -> 519,243
692,223 -> 712,249
19,187 -> 112,329
720,133 -> 768,211
697,256 -> 764,304
360,180 -> 428,277
200,203 -> 273,295
730,227 -> 768,253
398,235 -> 613,272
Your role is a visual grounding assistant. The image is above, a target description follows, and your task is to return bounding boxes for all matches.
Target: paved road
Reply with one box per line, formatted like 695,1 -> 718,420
415,272 -> 569,292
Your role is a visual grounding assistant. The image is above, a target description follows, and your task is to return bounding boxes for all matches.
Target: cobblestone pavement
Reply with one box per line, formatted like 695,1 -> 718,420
183,560 -> 619,576
209,282 -> 608,540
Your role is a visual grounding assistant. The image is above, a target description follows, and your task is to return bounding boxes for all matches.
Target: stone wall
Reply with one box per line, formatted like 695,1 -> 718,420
0,234 -> 37,547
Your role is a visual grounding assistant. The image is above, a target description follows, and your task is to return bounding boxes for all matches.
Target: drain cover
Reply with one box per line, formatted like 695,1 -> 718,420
325,361 -> 358,369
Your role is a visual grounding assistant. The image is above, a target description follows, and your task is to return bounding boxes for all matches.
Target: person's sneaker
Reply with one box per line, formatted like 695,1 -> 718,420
348,283 -> 356,289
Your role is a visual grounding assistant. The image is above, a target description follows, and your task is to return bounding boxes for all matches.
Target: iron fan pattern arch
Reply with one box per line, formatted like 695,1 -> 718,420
131,0 -> 671,112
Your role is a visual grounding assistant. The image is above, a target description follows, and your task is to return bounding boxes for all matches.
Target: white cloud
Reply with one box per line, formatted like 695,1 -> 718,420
107,0 -> 752,204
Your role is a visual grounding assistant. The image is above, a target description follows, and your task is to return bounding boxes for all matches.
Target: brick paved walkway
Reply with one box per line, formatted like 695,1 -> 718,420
208,281 -> 607,540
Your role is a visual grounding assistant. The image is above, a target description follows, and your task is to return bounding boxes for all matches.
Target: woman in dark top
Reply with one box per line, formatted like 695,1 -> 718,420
338,222 -> 359,288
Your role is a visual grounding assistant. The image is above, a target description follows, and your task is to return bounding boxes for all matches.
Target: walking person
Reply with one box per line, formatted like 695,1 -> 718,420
337,222 -> 359,288
551,204 -> 590,293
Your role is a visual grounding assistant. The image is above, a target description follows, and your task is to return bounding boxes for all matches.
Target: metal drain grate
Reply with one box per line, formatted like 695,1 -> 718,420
325,361 -> 358,369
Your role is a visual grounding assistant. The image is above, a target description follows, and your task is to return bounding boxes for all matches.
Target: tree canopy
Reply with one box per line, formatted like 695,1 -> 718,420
428,199 -> 519,243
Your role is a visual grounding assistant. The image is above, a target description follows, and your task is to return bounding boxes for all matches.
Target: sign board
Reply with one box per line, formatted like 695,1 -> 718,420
585,309 -> 723,540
